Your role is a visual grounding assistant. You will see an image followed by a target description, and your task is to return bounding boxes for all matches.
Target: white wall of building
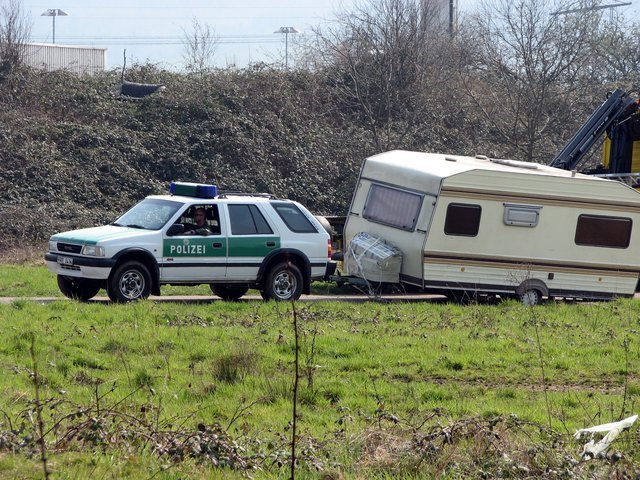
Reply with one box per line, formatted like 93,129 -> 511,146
21,43 -> 107,75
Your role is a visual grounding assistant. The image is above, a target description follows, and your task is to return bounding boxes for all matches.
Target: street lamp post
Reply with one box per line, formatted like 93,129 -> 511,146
41,9 -> 69,44
274,26 -> 300,69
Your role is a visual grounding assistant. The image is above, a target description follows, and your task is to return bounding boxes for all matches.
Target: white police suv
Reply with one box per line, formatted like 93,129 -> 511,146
45,183 -> 335,302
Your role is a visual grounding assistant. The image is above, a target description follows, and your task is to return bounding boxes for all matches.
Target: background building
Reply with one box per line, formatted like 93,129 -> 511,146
21,43 -> 106,75
427,0 -> 458,34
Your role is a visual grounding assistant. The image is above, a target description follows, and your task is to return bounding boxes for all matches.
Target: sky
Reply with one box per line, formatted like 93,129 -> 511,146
23,0 -> 363,70
18,0 -> 640,71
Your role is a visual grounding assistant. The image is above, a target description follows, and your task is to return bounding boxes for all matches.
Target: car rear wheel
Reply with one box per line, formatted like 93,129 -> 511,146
57,275 -> 101,301
263,262 -> 303,301
210,284 -> 248,301
108,261 -> 151,303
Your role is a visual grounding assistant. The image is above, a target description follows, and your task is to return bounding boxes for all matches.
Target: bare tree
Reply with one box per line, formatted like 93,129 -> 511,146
0,0 -> 31,75
590,16 -> 640,86
311,0 -> 458,151
181,17 -> 218,73
460,0 -> 605,163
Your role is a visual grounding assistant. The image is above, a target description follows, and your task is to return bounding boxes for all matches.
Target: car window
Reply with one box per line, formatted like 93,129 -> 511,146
114,198 -> 183,230
271,202 -> 318,233
176,205 -> 221,231
228,204 -> 273,235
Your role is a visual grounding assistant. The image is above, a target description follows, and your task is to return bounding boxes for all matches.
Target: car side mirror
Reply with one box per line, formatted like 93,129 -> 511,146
167,224 -> 185,236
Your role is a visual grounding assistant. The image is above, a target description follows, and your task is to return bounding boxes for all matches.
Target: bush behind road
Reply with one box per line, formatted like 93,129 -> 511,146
0,65 -> 380,248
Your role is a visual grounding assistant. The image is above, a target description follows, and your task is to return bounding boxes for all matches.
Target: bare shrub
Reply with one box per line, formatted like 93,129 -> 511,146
0,0 -> 31,76
181,17 -> 218,73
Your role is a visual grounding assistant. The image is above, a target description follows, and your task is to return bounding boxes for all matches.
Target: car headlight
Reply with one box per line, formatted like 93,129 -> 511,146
81,245 -> 105,257
48,240 -> 57,252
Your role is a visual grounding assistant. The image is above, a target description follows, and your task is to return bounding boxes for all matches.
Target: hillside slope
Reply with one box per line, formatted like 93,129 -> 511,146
0,66 -> 375,247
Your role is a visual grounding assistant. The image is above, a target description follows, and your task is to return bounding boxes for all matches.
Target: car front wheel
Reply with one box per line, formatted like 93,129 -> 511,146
57,275 -> 101,301
108,261 -> 151,303
263,262 -> 303,301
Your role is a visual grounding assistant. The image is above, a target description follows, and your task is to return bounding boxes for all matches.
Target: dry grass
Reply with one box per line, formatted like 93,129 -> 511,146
351,415 -> 634,479
0,244 -> 47,264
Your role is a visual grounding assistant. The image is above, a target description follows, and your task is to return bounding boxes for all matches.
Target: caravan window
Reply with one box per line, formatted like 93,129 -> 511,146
444,203 -> 481,236
575,214 -> 631,248
503,203 -> 541,227
362,184 -> 423,231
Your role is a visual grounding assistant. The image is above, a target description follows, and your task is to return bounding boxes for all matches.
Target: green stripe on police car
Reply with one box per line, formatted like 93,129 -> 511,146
228,236 -> 280,257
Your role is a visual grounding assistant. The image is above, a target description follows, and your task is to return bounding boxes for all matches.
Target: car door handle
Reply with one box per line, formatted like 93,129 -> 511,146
212,242 -> 223,248
266,241 -> 276,247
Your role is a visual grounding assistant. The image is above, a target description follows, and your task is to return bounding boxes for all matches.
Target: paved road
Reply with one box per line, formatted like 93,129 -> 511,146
4,293 -> 636,305
0,293 -> 446,304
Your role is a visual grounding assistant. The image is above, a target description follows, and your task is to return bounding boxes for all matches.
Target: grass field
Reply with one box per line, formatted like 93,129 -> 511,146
1,264 -> 640,478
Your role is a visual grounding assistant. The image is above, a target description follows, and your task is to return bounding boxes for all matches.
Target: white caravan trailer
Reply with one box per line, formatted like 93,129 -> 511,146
341,150 -> 640,304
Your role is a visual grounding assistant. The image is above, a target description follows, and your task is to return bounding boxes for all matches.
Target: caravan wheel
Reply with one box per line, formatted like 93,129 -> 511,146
519,289 -> 542,306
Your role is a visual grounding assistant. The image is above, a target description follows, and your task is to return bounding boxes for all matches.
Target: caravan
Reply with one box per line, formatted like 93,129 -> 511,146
339,150 -> 640,304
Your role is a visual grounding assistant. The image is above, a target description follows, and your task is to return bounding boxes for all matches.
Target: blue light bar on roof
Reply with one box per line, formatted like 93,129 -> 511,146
170,182 -> 218,198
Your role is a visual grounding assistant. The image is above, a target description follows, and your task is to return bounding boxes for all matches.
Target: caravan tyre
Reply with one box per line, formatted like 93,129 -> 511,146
519,288 -> 542,306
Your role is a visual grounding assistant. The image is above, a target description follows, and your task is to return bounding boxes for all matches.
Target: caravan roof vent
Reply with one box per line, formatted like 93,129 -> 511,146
489,158 -> 539,170
475,155 -> 489,160
444,156 -> 458,162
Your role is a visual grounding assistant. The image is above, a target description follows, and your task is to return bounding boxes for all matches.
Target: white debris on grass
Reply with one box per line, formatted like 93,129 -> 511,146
574,414 -> 638,460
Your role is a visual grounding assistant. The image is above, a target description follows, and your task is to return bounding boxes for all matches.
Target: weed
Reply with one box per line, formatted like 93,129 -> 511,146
72,357 -> 105,370
10,299 -> 28,310
99,339 -> 128,354
496,388 -> 517,400
263,378 -> 292,404
322,387 -> 343,404
438,356 -> 464,371
213,351 -> 258,384
133,369 -> 155,388
28,334 -> 50,480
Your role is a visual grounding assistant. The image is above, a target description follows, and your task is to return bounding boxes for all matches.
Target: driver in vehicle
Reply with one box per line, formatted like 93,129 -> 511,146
185,207 -> 212,236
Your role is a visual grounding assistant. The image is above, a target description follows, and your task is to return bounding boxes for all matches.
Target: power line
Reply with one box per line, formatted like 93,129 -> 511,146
29,33 -> 312,44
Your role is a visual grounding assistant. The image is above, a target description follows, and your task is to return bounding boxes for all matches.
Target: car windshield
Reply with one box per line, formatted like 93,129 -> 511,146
113,198 -> 183,230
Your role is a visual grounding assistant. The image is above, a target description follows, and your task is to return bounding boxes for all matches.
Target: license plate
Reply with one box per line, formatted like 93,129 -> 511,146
57,256 -> 74,265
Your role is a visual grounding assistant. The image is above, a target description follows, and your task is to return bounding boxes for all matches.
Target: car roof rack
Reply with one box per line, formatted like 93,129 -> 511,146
216,191 -> 278,199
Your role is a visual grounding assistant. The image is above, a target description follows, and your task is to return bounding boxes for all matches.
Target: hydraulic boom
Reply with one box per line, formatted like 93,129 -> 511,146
550,89 -> 640,174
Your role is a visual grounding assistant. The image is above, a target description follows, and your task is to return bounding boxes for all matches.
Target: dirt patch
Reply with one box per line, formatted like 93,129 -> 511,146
422,374 -> 628,394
